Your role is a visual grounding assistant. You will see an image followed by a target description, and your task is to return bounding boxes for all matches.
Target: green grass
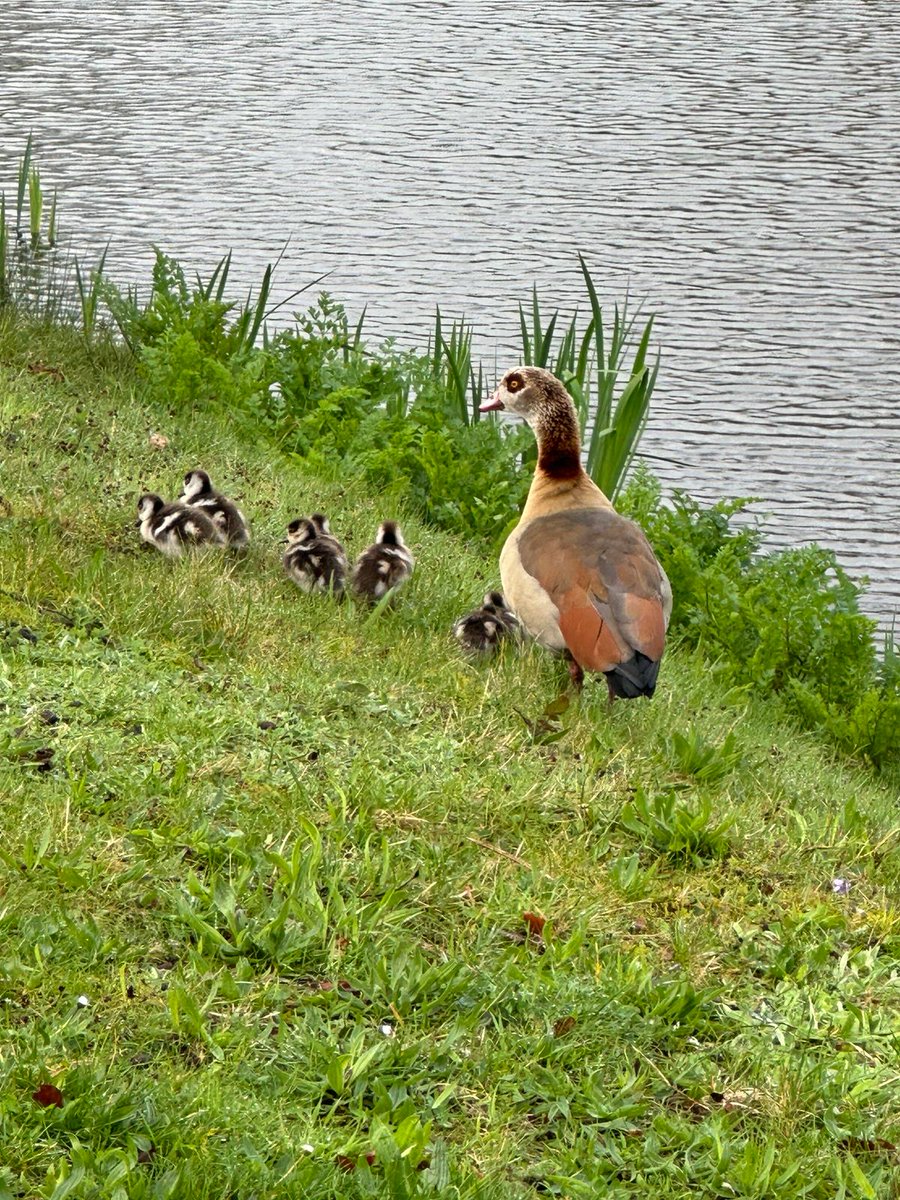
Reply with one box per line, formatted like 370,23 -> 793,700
2,314 -> 900,1199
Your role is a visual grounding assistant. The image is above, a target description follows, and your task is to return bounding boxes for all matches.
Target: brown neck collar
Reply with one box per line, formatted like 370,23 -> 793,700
534,400 -> 583,480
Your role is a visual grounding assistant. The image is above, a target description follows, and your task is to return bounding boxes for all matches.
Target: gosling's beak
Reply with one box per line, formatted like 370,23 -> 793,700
479,387 -> 504,413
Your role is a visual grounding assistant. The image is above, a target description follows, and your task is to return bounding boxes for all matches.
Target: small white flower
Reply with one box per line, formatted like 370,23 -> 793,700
831,878 -> 851,895
300,1143 -> 314,1154
379,1021 -> 395,1038
76,995 -> 90,1007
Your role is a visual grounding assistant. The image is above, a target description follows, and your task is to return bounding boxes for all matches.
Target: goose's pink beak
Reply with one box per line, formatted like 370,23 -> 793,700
479,388 -> 504,413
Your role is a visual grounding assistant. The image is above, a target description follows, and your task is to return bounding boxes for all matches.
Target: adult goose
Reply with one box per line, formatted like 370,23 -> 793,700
480,367 -> 671,699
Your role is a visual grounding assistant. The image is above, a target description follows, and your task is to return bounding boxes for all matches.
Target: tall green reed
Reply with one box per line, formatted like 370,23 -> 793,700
74,245 -> 109,340
1,135 -> 69,319
429,308 -> 486,426
517,255 -> 659,498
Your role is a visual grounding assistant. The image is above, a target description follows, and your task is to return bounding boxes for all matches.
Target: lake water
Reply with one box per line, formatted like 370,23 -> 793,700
3,0 -> 898,629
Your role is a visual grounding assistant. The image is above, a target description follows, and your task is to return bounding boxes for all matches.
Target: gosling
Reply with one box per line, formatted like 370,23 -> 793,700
179,469 -> 250,550
453,590 -> 520,656
137,493 -> 225,557
351,521 -> 414,603
283,512 -> 348,595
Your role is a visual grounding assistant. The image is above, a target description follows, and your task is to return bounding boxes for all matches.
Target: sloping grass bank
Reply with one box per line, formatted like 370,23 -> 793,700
1,316 -> 899,1198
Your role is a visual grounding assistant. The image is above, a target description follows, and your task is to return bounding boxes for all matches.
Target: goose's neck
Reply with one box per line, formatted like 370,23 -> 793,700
534,401 -> 583,481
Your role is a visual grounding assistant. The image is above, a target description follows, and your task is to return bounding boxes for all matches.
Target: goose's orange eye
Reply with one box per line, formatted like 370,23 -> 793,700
507,376 -> 522,392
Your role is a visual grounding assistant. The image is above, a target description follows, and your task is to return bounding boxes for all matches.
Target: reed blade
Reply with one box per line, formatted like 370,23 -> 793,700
16,134 -> 33,233
28,167 -> 43,248
0,194 -> 8,304
518,301 -> 532,364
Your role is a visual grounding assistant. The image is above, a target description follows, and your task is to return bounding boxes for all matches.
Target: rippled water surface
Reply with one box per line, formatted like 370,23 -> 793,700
3,0 -> 898,624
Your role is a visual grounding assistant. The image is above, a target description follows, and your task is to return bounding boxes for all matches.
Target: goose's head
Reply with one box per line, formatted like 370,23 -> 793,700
480,366 -> 574,425
182,469 -> 213,502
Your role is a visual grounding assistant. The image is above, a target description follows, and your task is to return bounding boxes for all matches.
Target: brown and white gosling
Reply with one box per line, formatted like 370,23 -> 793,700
282,512 -> 348,595
137,493 -> 225,557
453,590 -> 520,656
351,521 -> 414,603
179,469 -> 250,550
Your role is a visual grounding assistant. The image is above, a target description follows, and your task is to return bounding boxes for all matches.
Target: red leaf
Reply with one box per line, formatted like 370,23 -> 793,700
522,911 -> 546,937
335,1152 -> 376,1173
33,1083 -> 64,1108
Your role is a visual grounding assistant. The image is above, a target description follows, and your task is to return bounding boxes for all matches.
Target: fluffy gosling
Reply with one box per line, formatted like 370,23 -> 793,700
282,512 -> 348,595
453,590 -> 520,656
137,493 -> 225,557
179,469 -> 250,550
351,521 -> 414,603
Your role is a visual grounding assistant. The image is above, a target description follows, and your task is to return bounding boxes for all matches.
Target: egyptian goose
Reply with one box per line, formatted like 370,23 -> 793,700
179,469 -> 250,550
351,521 -> 414,603
282,512 -> 348,594
480,367 -> 671,698
453,590 -> 520,656
137,493 -> 225,557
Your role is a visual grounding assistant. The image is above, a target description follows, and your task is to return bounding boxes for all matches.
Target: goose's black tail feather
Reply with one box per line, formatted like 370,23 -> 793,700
605,651 -> 661,700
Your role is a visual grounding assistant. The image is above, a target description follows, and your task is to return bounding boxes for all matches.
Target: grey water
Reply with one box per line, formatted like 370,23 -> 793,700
2,0 -> 898,629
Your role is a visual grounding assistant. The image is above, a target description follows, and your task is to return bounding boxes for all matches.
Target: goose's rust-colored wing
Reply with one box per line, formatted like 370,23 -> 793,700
516,509 -> 668,674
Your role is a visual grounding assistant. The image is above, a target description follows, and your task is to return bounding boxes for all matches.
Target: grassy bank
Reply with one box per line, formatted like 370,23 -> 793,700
2,315 -> 900,1198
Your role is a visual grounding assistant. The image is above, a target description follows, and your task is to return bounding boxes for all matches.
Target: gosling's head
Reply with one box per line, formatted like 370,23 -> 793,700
375,520 -> 405,547
479,366 -> 573,424
309,513 -> 332,536
137,493 -> 164,523
182,469 -> 214,502
286,517 -> 318,545
483,590 -> 507,611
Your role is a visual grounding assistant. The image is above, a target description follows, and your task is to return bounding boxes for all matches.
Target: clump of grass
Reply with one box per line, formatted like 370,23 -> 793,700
618,786 -> 734,864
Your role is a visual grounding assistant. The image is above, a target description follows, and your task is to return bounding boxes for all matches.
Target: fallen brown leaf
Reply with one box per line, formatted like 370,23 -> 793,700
837,1137 -> 897,1156
27,362 -> 65,381
148,432 -> 169,450
335,1152 -> 376,1173
523,911 -> 546,937
33,1082 -> 64,1108
553,1015 -> 577,1037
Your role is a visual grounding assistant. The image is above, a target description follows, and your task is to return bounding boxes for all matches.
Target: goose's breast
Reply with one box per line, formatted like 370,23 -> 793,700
499,525 -> 566,652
